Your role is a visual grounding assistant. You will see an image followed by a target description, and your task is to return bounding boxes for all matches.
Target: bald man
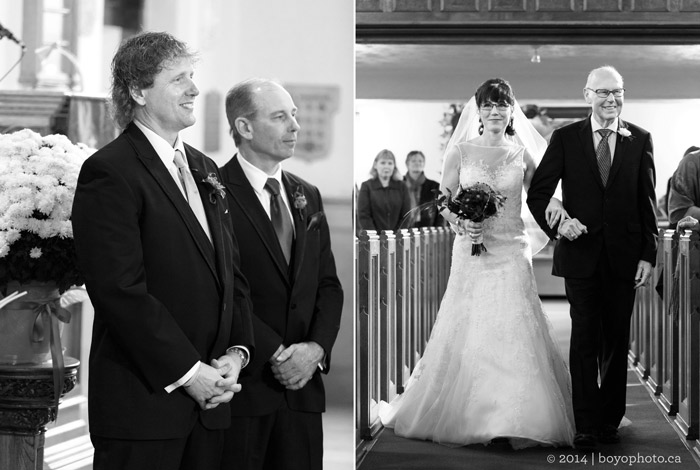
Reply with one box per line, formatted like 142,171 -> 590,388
527,66 -> 657,450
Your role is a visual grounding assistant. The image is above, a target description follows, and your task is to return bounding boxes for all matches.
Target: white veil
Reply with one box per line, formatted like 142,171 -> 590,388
442,97 -> 551,256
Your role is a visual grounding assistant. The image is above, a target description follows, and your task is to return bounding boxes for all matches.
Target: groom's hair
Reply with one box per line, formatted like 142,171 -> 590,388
225,78 -> 282,146
110,31 -> 197,130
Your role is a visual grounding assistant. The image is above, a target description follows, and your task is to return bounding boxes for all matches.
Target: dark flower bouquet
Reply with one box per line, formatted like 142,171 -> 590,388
437,182 -> 506,255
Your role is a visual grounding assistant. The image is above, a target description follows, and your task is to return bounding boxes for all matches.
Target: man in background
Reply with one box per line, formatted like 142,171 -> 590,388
403,150 -> 443,228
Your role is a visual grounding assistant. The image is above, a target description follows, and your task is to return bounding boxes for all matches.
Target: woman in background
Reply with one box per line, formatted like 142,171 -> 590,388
357,149 -> 410,232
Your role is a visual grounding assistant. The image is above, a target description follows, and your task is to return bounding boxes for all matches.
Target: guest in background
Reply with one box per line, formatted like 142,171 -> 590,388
357,149 -> 410,233
522,104 -> 555,143
403,150 -> 443,227
72,32 -> 254,470
663,146 -> 700,225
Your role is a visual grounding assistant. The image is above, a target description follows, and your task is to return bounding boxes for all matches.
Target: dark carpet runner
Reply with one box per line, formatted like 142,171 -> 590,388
359,369 -> 700,470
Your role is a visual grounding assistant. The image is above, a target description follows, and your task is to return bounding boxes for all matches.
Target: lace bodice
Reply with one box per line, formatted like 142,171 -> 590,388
456,141 -> 529,256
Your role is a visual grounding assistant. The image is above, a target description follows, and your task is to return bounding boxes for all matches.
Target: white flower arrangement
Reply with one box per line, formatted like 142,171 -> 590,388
0,129 -> 94,293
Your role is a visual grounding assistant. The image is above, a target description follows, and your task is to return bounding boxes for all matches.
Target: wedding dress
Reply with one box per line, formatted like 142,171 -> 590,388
379,140 -> 575,449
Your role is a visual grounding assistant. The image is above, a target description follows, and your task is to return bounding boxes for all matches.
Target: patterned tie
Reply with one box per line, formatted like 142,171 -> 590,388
596,129 -> 613,186
265,178 -> 293,264
173,149 -> 212,242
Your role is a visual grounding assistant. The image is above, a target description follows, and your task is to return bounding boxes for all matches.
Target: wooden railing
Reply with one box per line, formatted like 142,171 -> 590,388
355,227 -> 454,443
630,228 -> 700,454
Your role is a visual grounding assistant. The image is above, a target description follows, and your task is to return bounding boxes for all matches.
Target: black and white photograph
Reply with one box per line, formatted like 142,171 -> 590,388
5,1 -> 700,470
355,3 -> 700,470
0,1 -> 352,469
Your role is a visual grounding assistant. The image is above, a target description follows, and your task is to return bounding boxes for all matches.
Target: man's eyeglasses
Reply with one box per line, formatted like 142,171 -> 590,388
479,102 -> 511,112
586,88 -> 625,98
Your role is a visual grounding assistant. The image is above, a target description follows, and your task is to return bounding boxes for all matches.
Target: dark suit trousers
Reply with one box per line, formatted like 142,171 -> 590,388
221,400 -> 323,470
92,420 -> 224,470
565,247 -> 636,433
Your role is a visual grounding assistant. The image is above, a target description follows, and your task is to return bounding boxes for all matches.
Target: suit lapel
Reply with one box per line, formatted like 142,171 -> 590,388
283,172 -> 307,284
125,126 -> 219,288
607,120 -> 628,188
222,156 -> 291,284
577,118 -> 606,191
186,147 -> 234,353
187,146 -> 226,290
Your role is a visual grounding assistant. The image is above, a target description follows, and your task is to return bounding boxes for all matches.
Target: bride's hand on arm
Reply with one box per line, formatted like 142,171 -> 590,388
545,197 -> 569,229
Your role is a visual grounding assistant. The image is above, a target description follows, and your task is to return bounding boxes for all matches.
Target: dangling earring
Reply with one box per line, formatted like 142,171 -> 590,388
507,117 -> 515,134
478,118 -> 484,135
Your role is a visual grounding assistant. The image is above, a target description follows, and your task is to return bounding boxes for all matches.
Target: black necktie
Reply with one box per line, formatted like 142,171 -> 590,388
265,178 -> 293,263
596,129 -> 613,186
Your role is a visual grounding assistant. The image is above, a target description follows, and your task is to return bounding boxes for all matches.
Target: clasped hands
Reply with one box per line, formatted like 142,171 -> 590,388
183,352 -> 243,410
270,341 -> 324,391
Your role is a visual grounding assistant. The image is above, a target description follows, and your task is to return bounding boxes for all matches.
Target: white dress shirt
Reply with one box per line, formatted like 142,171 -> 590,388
237,153 -> 296,231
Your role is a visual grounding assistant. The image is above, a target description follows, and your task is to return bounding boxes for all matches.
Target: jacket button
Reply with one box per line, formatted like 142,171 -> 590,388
291,303 -> 297,309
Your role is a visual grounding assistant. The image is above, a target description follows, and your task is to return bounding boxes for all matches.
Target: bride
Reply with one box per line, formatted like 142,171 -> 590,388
379,78 -> 575,449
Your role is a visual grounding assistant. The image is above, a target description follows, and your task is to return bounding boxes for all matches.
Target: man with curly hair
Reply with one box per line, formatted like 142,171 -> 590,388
72,31 -> 254,470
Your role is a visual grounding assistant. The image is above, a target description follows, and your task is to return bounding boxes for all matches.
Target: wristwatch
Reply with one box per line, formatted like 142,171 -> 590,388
226,346 -> 249,368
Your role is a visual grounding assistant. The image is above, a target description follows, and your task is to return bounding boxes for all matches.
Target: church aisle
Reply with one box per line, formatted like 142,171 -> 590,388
358,299 -> 700,470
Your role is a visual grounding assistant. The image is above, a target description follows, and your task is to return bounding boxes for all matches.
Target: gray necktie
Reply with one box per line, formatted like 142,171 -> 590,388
596,129 -> 613,186
173,149 -> 211,242
265,178 -> 293,264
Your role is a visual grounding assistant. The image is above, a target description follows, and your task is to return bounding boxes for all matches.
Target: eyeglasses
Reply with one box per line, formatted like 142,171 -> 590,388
586,88 -> 625,98
479,102 -> 511,112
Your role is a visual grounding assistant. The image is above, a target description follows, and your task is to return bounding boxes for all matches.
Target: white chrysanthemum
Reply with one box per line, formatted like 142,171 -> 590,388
0,129 -> 94,251
29,247 -> 42,258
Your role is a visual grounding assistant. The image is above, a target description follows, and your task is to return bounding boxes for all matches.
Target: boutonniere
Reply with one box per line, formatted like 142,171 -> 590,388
618,127 -> 634,141
293,185 -> 307,218
202,173 -> 226,204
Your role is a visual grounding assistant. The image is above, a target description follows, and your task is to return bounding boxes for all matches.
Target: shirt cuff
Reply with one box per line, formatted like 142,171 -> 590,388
226,345 -> 250,368
317,353 -> 327,372
165,361 -> 201,393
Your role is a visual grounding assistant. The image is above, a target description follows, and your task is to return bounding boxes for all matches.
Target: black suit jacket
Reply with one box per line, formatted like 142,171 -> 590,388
221,155 -> 343,416
527,117 -> 657,280
72,124 -> 254,439
357,178 -> 411,232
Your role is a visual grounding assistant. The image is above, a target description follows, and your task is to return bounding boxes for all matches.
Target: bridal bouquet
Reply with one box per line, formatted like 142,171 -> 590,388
437,182 -> 506,255
0,129 -> 94,293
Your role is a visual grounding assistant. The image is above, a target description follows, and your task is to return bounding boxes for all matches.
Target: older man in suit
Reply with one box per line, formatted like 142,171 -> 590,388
72,32 -> 254,470
527,65 -> 657,450
219,78 -> 343,470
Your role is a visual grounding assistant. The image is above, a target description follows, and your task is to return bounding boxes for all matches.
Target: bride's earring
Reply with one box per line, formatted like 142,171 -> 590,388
478,118 -> 484,135
506,117 -> 515,134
